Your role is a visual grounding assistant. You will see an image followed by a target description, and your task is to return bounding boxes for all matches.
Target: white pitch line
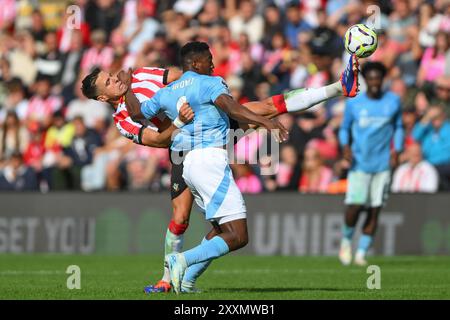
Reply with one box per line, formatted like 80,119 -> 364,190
0,270 -> 64,275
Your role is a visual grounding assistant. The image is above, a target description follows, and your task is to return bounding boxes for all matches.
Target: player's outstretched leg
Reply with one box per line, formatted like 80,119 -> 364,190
241,54 -> 360,124
340,54 -> 360,97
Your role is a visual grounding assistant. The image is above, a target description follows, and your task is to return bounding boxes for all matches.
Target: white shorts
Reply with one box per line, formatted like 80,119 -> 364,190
345,170 -> 391,207
182,147 -> 247,223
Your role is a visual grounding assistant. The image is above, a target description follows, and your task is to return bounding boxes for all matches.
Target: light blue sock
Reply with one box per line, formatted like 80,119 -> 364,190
183,236 -> 229,266
183,238 -> 212,284
342,224 -> 355,241
358,234 -> 373,252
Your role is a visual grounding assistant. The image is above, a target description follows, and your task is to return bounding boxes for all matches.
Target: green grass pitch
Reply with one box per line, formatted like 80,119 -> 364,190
1,255 -> 449,300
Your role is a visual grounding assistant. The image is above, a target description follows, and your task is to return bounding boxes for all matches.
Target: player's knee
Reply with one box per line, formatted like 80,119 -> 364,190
235,232 -> 248,250
172,213 -> 189,226
168,219 -> 189,235
240,235 -> 249,249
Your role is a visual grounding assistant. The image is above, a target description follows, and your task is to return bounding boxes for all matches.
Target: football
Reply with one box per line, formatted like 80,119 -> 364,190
344,24 -> 378,58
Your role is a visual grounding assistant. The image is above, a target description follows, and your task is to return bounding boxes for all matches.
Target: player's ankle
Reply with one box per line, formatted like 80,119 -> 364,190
341,238 -> 352,247
355,249 -> 366,258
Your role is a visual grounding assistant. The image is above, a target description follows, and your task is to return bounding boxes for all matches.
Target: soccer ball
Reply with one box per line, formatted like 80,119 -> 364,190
344,24 -> 378,58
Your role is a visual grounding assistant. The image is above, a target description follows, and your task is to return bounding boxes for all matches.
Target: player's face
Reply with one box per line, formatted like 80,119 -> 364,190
95,70 -> 128,102
194,52 -> 215,76
364,69 -> 383,97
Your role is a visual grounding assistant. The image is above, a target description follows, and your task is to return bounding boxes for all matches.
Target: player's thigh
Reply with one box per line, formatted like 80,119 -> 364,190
183,148 -> 246,220
345,171 -> 371,206
369,170 -> 391,208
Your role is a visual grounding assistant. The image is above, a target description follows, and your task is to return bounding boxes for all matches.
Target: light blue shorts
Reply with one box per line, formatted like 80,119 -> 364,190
345,170 -> 391,207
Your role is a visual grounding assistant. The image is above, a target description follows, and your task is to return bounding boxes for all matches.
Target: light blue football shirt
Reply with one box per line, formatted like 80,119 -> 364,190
140,71 -> 231,152
339,91 -> 404,173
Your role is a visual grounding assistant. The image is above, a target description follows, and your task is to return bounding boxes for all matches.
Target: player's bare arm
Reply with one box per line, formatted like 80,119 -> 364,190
118,69 -> 146,121
119,69 -> 194,147
140,103 -> 194,148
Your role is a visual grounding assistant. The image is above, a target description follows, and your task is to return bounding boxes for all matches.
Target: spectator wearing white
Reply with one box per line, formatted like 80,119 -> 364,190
66,77 -> 109,132
174,0 -> 205,18
0,79 -> 28,123
80,30 -> 114,74
25,75 -> 62,128
419,1 -> 450,48
8,31 -> 37,86
122,0 -> 161,54
35,31 -> 62,84
392,143 -> 439,193
228,0 -> 264,44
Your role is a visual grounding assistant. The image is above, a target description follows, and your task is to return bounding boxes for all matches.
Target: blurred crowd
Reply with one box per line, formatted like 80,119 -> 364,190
0,0 -> 449,193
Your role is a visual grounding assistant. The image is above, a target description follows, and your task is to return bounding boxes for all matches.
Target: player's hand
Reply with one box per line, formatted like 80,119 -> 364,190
390,150 -> 399,169
343,145 -> 353,164
118,68 -> 133,88
178,102 -> 194,124
422,107 -> 441,123
263,119 -> 289,143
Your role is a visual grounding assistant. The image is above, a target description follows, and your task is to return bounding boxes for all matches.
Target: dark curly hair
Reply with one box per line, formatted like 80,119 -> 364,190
81,67 -> 101,100
179,41 -> 210,70
361,61 -> 387,79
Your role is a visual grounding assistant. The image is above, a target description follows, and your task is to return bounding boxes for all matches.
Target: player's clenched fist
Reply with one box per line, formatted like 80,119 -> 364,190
178,102 -> 194,124
118,68 -> 133,87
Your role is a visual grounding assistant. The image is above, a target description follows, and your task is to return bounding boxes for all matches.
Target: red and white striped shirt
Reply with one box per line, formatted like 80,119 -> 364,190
0,0 -> 16,28
81,46 -> 114,73
26,95 -> 62,123
391,161 -> 439,193
113,67 -> 168,140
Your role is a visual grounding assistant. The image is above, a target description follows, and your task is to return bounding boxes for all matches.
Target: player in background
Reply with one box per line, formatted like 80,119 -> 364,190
81,50 -> 360,292
338,61 -> 404,266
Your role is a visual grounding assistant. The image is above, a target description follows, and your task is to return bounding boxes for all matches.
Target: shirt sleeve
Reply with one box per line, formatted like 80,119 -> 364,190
338,101 -> 353,146
140,91 -> 161,120
205,76 -> 232,103
412,122 -> 431,142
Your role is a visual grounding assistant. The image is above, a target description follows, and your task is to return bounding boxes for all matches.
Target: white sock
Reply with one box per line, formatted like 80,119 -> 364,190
341,237 -> 352,248
161,229 -> 184,283
285,82 -> 342,112
355,249 -> 366,260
